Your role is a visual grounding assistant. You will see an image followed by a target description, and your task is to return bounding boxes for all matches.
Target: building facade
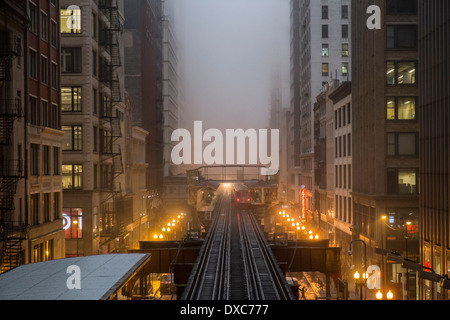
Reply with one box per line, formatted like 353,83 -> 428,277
418,0 -> 450,300
1,0 -> 65,273
289,0 -> 351,211
124,0 -> 164,196
351,0 -> 419,299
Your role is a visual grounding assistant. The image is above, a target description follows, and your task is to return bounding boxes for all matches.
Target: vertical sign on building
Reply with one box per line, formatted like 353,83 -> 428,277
300,185 -> 306,222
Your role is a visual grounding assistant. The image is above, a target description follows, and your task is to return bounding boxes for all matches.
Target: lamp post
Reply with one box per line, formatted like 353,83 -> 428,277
349,239 -> 367,300
73,219 -> 79,256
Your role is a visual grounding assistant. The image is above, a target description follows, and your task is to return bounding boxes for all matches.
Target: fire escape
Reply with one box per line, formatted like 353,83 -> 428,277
0,31 -> 25,274
98,0 -> 124,245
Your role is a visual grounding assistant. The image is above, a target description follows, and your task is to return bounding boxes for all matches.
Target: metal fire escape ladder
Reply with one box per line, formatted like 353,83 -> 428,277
0,31 -> 25,273
97,0 -> 125,243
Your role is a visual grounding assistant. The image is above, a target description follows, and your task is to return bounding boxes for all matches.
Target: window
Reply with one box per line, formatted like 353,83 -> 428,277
29,50 -> 37,79
41,100 -> 48,127
51,104 -> 59,129
386,97 -> 416,120
322,25 -> 328,38
322,44 -> 329,57
348,164 -> 352,189
92,50 -> 97,76
322,6 -> 328,19
51,62 -> 58,89
43,145 -> 50,176
53,147 -> 60,175
387,25 -> 417,49
61,47 -> 81,73
92,13 -> 97,38
348,133 -> 351,156
342,43 -> 349,57
43,193 -> 51,222
93,126 -> 98,152
29,4 -> 37,33
347,104 -> 351,123
30,144 -> 39,176
93,88 -> 98,114
387,169 -> 418,194
63,208 -> 83,239
51,20 -> 57,47
62,165 -> 83,189
53,192 -> 60,220
386,61 -> 416,85
386,0 -> 418,14
322,63 -> 329,76
342,62 -> 349,76
342,5 -> 349,19
387,133 -> 417,156
61,87 -> 82,112
40,12 -> 48,41
41,56 -> 48,84
61,7 -> 82,34
31,193 -> 39,225
342,24 -> 349,38
29,96 -> 38,125
62,125 -> 83,151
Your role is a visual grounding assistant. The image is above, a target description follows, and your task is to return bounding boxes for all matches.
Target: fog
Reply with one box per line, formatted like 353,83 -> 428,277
174,0 -> 290,132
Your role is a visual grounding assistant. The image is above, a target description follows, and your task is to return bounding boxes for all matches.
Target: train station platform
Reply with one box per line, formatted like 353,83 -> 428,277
0,253 -> 151,300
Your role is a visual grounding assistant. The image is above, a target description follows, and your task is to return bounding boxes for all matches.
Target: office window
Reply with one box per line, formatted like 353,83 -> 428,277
51,104 -> 59,129
29,3 -> 37,33
347,104 -> 351,124
29,50 -> 37,79
342,25 -> 349,38
322,6 -> 328,19
348,164 -> 352,189
322,25 -> 328,38
62,165 -> 83,190
322,63 -> 329,76
342,5 -> 349,19
322,44 -> 329,57
40,12 -> 48,41
63,208 -> 83,239
62,125 -> 83,151
387,25 -> 417,49
92,50 -> 97,76
386,61 -> 416,85
342,43 -> 349,57
61,87 -> 82,112
61,47 -> 81,73
41,56 -> 48,84
30,144 -> 39,176
92,13 -> 97,38
386,97 -> 416,120
93,126 -> 98,152
387,169 -> 418,194
61,7 -> 82,34
93,88 -> 98,114
342,62 -> 349,76
387,133 -> 417,156
386,0 -> 418,14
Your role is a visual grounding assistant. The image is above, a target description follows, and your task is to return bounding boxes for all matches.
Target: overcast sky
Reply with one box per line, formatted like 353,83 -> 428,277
173,0 -> 290,132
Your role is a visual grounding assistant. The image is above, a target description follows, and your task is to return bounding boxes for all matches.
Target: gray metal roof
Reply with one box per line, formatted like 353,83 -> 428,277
0,253 -> 151,300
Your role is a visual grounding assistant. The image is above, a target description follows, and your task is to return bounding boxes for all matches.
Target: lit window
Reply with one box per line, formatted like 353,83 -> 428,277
62,125 -> 83,151
63,208 -> 83,239
342,62 -> 349,76
62,164 -> 83,189
342,43 -> 349,57
386,61 -> 416,85
322,44 -> 329,57
386,97 -> 416,120
61,7 -> 81,34
322,63 -> 329,76
61,87 -> 82,112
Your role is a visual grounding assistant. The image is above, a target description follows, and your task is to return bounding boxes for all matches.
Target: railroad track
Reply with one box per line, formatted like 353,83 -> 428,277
182,188 -> 294,300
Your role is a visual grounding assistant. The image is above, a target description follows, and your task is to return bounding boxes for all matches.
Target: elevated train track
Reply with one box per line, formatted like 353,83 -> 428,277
182,186 -> 294,300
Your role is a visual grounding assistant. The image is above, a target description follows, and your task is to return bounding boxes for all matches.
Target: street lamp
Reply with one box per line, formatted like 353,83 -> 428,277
349,239 -> 367,300
386,290 -> 394,300
376,290 -> 383,300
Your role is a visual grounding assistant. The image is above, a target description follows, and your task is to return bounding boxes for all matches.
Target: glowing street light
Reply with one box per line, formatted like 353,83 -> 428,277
386,290 -> 394,300
376,290 -> 383,300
